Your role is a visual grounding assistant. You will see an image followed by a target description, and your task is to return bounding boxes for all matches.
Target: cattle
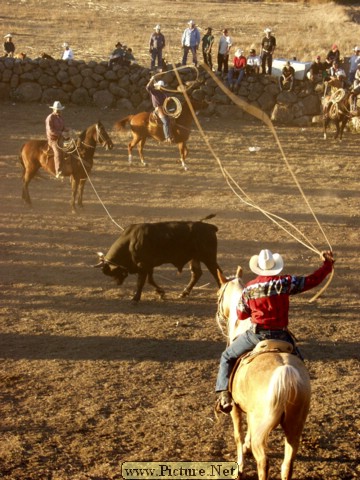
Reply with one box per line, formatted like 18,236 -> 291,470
94,217 -> 221,302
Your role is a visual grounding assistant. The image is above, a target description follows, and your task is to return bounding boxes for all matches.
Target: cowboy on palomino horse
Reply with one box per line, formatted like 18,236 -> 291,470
45,100 -> 71,178
146,76 -> 174,143
216,248 -> 335,413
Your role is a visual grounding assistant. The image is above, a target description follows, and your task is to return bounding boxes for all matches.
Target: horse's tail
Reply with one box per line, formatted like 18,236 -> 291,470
19,144 -> 26,172
113,116 -> 134,132
253,365 -> 305,448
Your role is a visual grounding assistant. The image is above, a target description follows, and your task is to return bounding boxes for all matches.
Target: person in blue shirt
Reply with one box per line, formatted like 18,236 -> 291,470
181,20 -> 200,66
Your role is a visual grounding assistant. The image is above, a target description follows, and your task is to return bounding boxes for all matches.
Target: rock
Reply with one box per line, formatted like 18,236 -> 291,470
15,82 -> 42,102
93,90 -> 114,108
71,87 -> 91,105
271,104 -> 294,123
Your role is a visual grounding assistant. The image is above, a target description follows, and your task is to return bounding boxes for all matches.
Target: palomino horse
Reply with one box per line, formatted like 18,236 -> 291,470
113,97 -> 205,170
216,268 -> 311,480
20,122 -> 113,213
322,87 -> 355,140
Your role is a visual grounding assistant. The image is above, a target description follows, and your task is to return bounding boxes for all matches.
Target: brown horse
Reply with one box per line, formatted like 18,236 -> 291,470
113,97 -> 205,170
322,87 -> 355,140
216,268 -> 311,480
20,121 -> 113,213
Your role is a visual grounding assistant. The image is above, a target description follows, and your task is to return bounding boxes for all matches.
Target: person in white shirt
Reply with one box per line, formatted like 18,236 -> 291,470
62,42 -> 74,60
246,48 -> 261,75
217,29 -> 232,76
348,46 -> 360,84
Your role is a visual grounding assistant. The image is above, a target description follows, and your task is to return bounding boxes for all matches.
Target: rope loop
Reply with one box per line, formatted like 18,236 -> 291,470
330,88 -> 346,103
163,96 -> 182,118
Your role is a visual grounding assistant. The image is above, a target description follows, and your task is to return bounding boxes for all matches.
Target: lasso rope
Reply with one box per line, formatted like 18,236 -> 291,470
166,58 -> 333,301
69,134 -> 124,231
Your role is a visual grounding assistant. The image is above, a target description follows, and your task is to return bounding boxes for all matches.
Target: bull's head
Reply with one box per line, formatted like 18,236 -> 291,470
93,252 -> 128,285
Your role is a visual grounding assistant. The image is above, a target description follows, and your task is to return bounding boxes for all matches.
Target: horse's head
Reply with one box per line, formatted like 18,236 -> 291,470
95,122 -> 114,150
216,266 -> 249,343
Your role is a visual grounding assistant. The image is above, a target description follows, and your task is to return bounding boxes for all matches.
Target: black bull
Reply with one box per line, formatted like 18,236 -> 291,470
94,220 -> 222,302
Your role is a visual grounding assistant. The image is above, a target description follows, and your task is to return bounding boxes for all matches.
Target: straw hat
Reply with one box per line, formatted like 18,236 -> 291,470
154,25 -> 161,30
249,249 -> 284,276
49,100 -> 65,110
264,27 -> 272,33
63,42 -> 69,48
4,33 -> 12,39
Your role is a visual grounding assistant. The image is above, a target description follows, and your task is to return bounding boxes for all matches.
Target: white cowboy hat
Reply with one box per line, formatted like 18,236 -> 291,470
235,49 -> 243,57
354,46 -> 360,51
154,25 -> 161,30
264,27 -> 272,33
154,80 -> 165,89
249,249 -> 284,276
63,42 -> 69,48
49,100 -> 65,110
188,20 -> 195,25
4,33 -> 12,38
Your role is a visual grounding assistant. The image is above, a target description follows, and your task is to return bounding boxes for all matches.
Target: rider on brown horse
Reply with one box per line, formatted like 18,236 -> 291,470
216,248 -> 335,413
45,100 -> 69,178
146,76 -> 173,143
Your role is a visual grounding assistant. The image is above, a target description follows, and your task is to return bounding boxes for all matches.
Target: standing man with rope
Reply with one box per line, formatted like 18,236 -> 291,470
216,248 -> 335,413
146,76 -> 173,143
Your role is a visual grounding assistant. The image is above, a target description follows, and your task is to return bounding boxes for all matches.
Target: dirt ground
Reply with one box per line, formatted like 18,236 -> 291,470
0,101 -> 359,480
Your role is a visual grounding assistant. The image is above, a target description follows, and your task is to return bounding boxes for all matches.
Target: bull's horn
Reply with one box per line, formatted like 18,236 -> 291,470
96,251 -> 104,259
93,261 -> 104,268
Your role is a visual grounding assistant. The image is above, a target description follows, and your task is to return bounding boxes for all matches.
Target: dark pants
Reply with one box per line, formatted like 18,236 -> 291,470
202,49 -> 212,69
215,326 -> 298,392
151,48 -> 163,70
217,53 -> 229,74
262,52 -> 273,75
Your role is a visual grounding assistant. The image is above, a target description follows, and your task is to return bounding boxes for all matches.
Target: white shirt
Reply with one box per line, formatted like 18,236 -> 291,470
62,48 -> 74,60
349,53 -> 360,72
218,35 -> 232,55
246,55 -> 261,67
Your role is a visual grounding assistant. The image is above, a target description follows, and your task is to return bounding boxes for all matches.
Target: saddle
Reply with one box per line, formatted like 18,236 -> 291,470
229,339 -> 294,391
43,145 -> 73,175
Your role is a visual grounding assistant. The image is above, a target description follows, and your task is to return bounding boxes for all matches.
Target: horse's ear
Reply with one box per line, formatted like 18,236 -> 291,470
236,266 -> 243,278
217,269 -> 227,285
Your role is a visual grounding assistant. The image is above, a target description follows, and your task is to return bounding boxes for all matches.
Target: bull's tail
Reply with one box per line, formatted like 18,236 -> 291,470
114,116 -> 134,132
199,213 -> 216,222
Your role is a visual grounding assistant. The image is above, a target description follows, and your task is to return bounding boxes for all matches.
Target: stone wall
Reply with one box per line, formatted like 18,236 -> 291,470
0,57 -> 322,126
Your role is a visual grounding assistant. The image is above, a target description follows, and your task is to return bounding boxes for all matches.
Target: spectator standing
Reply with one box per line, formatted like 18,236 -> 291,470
348,46 -> 360,84
325,44 -> 340,68
279,61 -> 295,91
349,64 -> 360,112
201,27 -> 214,70
306,55 -> 325,83
228,49 -> 246,92
3,33 -> 15,57
62,43 -> 74,60
261,27 -> 276,75
149,25 -> 165,71
181,20 -> 200,66
217,29 -> 232,77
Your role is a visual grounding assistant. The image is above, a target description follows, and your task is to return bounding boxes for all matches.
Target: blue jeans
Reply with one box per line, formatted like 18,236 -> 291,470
215,328 -> 297,392
182,46 -> 198,66
228,68 -> 245,87
160,115 -> 170,139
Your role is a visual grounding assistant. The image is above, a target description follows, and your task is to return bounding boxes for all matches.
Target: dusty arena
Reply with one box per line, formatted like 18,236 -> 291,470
1,1 -> 360,479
